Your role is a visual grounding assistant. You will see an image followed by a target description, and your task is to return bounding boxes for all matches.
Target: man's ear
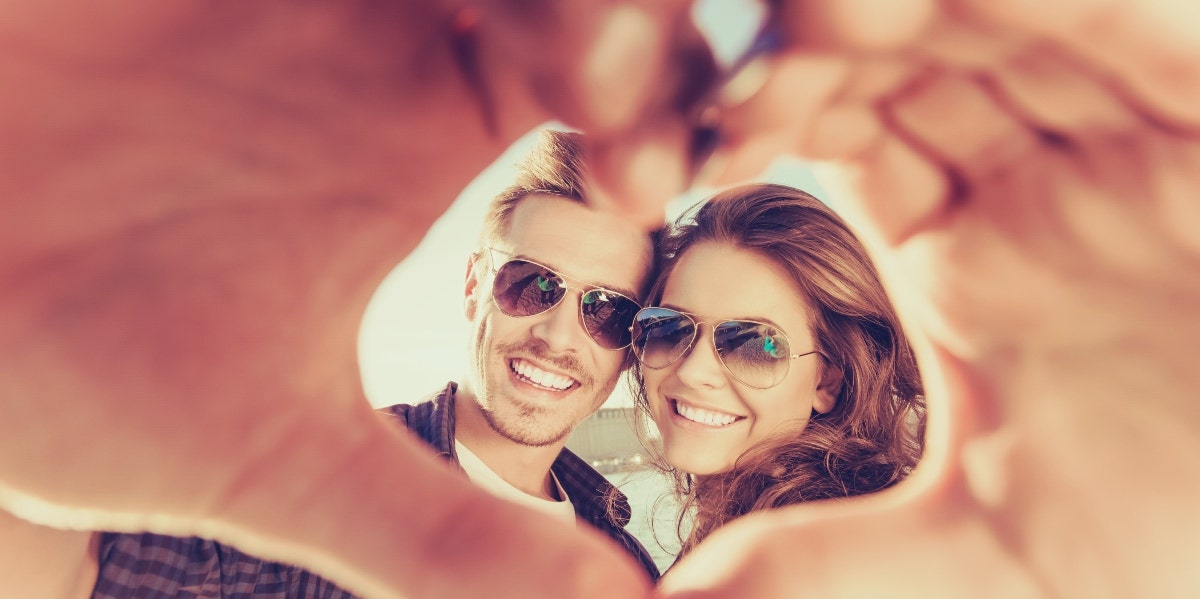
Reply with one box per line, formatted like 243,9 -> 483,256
813,359 -> 842,415
464,252 -> 483,320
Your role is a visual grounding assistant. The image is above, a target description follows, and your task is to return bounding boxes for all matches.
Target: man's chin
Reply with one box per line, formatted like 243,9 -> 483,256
489,421 -> 572,448
479,403 -> 573,448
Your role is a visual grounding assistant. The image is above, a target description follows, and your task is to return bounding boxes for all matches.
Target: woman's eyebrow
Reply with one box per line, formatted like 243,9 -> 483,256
658,303 -> 785,329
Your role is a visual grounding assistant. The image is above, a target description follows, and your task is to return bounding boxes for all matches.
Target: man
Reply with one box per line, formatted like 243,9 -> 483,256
378,129 -> 659,581
3,1 -> 1199,598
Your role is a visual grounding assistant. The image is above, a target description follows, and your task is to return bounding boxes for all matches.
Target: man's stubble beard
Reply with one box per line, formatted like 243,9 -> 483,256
471,319 -> 615,447
479,393 -> 572,448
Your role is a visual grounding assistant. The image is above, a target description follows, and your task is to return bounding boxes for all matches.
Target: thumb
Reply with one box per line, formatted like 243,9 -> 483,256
585,121 -> 691,229
484,0 -> 702,134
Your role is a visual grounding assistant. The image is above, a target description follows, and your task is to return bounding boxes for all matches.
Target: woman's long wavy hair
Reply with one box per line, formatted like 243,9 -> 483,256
632,183 -> 926,556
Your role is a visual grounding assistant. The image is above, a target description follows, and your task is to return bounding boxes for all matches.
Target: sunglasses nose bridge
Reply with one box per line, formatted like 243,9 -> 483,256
531,280 -> 614,349
531,269 -> 574,307
550,282 -> 590,319
687,319 -> 721,345
694,321 -> 727,359
666,320 -> 733,388
667,317 -> 715,364
682,320 -> 772,388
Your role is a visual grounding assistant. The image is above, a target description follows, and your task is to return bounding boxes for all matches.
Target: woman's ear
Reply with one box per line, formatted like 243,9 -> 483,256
813,360 -> 843,414
464,252 -> 482,320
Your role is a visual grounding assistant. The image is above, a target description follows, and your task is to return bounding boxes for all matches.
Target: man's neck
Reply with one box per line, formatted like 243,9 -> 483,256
453,386 -> 566,501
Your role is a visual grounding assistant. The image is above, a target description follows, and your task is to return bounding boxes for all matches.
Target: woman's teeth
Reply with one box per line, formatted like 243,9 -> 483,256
675,401 -> 739,426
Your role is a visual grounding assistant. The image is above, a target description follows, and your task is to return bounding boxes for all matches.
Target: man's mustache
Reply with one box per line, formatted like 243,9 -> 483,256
497,340 -> 593,387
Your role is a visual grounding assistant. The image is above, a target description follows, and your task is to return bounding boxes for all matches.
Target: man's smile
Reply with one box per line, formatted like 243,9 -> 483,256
509,358 -> 578,392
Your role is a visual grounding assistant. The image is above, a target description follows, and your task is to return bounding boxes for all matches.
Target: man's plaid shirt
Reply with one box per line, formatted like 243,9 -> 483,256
92,382 -> 659,597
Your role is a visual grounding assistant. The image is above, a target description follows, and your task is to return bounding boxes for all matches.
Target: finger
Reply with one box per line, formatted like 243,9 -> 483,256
911,12 -> 1032,71
485,0 -> 713,135
701,131 -> 799,188
483,0 -> 664,132
699,53 -> 850,186
586,118 -> 691,228
711,52 -> 948,245
849,70 -> 1039,242
482,0 -> 718,228
658,458 -> 1045,597
777,0 -> 938,52
701,54 -> 923,187
0,509 -> 96,599
988,45 -> 1141,136
884,71 -> 1040,192
415,489 -> 655,599
795,57 -> 923,160
962,0 -> 1200,130
812,130 -> 949,248
836,56 -> 927,103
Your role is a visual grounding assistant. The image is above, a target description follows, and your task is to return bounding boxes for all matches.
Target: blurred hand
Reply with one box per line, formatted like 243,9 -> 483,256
480,0 -> 720,225
661,0 -> 1200,596
0,0 -> 701,596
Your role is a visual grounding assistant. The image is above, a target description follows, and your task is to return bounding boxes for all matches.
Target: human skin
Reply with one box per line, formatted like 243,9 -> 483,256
454,194 -> 653,496
1,0 -> 1199,598
0,1 -> 701,597
657,0 -> 1200,597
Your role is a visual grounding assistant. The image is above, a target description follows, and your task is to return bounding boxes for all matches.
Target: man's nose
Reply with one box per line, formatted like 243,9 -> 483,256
672,325 -> 727,389
529,290 -> 586,353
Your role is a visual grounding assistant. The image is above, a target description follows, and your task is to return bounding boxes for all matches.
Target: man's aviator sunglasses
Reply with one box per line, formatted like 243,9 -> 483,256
482,248 -> 641,350
630,307 -> 818,389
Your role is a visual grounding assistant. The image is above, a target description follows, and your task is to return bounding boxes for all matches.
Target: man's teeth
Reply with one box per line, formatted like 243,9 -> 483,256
675,402 -> 739,427
512,359 -> 574,391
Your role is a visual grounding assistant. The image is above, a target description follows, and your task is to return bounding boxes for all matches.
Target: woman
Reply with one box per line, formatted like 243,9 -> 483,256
631,183 -> 925,556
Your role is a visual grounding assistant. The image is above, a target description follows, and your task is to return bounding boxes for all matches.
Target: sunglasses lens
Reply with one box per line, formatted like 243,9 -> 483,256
580,290 -> 641,349
492,259 -> 565,317
632,308 -> 697,368
714,321 -> 791,388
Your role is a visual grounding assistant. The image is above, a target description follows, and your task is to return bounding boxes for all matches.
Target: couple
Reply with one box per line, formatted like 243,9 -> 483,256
84,129 -> 923,595
443,131 -> 927,564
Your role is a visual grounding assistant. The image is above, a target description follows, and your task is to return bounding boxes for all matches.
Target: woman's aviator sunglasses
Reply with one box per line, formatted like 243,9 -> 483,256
630,307 -> 818,389
484,248 -> 641,350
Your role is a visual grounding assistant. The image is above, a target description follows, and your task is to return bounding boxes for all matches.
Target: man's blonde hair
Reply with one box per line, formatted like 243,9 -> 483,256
479,129 -> 588,246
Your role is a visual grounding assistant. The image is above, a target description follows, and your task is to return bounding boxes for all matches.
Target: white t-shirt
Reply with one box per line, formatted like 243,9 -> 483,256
454,440 -> 577,527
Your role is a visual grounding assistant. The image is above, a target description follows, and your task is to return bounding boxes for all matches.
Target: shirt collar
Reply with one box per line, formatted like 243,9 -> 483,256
428,382 -> 632,528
